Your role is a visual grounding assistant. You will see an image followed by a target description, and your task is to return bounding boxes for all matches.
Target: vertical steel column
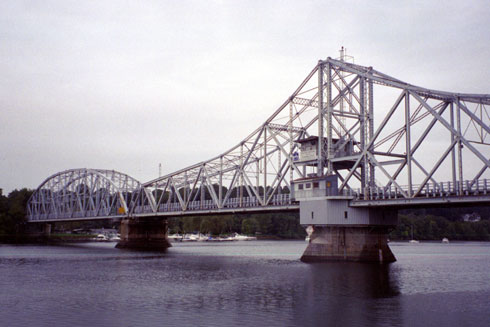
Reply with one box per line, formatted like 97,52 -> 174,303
278,148 -> 281,194
184,171 -> 188,205
326,60 -> 333,174
368,69 -> 375,188
219,156 -> 223,208
263,126 -> 267,204
256,160 -> 260,192
317,60 -> 324,176
405,91 -> 412,197
450,102 -> 457,192
240,143 -> 243,207
360,76 -> 366,195
289,102 -> 294,183
200,176 -> 204,208
456,98 -> 463,195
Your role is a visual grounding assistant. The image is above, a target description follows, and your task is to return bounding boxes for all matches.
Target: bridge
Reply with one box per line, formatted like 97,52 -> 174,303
27,54 -> 490,262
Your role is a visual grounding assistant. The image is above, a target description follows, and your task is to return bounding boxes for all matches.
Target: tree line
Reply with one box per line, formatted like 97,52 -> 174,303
391,213 -> 490,241
0,188 -> 33,235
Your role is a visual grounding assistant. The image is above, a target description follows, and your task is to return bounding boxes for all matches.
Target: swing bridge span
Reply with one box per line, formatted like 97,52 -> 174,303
27,57 -> 490,223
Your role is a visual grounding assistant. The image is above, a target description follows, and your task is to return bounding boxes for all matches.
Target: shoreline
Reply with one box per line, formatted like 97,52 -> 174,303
2,234 -> 489,245
0,234 -> 98,245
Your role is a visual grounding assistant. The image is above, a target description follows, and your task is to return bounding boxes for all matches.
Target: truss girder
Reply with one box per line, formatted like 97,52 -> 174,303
27,57 -> 490,221
27,169 -> 154,221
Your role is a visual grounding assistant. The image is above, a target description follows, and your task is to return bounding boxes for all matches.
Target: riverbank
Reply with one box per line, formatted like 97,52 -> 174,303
0,233 -> 98,244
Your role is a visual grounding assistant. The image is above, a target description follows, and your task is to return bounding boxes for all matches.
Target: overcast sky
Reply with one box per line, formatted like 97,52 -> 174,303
1,0 -> 489,193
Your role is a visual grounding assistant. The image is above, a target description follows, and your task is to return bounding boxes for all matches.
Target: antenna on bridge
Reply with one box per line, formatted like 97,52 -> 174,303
159,163 -> 162,177
338,46 -> 354,63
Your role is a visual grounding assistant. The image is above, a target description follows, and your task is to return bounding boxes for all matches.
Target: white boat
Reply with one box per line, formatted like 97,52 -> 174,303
109,234 -> 121,241
442,237 -> 449,243
95,234 -> 108,241
232,233 -> 256,241
182,234 -> 199,242
196,234 -> 209,242
168,234 -> 183,242
206,236 -> 235,242
409,225 -> 419,243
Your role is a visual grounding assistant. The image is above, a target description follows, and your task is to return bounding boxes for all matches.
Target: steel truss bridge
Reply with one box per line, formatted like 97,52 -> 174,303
27,57 -> 490,222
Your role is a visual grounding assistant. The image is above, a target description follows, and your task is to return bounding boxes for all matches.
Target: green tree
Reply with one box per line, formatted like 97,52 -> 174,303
182,216 -> 202,233
0,188 -> 33,235
241,218 -> 259,235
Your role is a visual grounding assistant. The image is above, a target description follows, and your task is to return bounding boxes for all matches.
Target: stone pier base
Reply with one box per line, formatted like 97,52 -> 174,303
116,217 -> 171,251
301,226 -> 395,263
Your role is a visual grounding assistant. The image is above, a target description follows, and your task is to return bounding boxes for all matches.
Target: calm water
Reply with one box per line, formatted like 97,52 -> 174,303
1,240 -> 489,327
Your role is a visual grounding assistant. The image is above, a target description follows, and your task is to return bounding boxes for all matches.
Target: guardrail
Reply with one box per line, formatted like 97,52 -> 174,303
132,193 -> 293,214
353,179 -> 489,201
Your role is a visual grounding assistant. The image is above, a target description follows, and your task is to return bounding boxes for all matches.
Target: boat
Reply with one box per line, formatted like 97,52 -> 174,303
232,233 -> 256,241
442,237 -> 449,243
205,236 -> 235,242
182,234 -> 199,242
109,234 -> 121,241
168,234 -> 183,242
409,225 -> 419,243
95,234 -> 108,241
196,234 -> 209,242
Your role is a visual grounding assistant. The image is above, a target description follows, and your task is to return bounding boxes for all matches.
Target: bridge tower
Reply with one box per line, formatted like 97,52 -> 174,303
293,49 -> 396,262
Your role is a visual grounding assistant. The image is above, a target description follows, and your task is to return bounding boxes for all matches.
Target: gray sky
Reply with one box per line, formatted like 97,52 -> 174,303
1,0 -> 489,193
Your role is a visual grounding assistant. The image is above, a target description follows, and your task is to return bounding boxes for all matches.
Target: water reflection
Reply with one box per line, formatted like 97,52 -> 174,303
298,263 -> 401,326
308,263 -> 400,298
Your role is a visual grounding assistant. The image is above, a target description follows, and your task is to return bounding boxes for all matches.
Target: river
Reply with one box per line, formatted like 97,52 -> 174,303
1,240 -> 489,327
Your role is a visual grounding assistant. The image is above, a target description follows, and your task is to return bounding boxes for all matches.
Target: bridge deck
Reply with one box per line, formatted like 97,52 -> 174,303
28,179 -> 489,222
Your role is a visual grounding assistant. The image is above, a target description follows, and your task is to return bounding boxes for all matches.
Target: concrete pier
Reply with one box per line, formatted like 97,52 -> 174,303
43,223 -> 52,236
301,226 -> 395,263
116,217 -> 171,251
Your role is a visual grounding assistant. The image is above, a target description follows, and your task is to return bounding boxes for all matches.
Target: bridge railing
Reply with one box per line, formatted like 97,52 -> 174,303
29,209 -> 128,221
132,193 -> 292,214
354,179 -> 489,201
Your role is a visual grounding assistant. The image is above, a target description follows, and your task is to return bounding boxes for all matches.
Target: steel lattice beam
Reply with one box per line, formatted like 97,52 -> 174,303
27,56 -> 490,221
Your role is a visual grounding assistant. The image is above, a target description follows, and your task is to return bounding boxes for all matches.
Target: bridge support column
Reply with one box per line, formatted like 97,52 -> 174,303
301,226 -> 395,263
296,193 -> 397,263
116,217 -> 171,251
43,223 -> 52,236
